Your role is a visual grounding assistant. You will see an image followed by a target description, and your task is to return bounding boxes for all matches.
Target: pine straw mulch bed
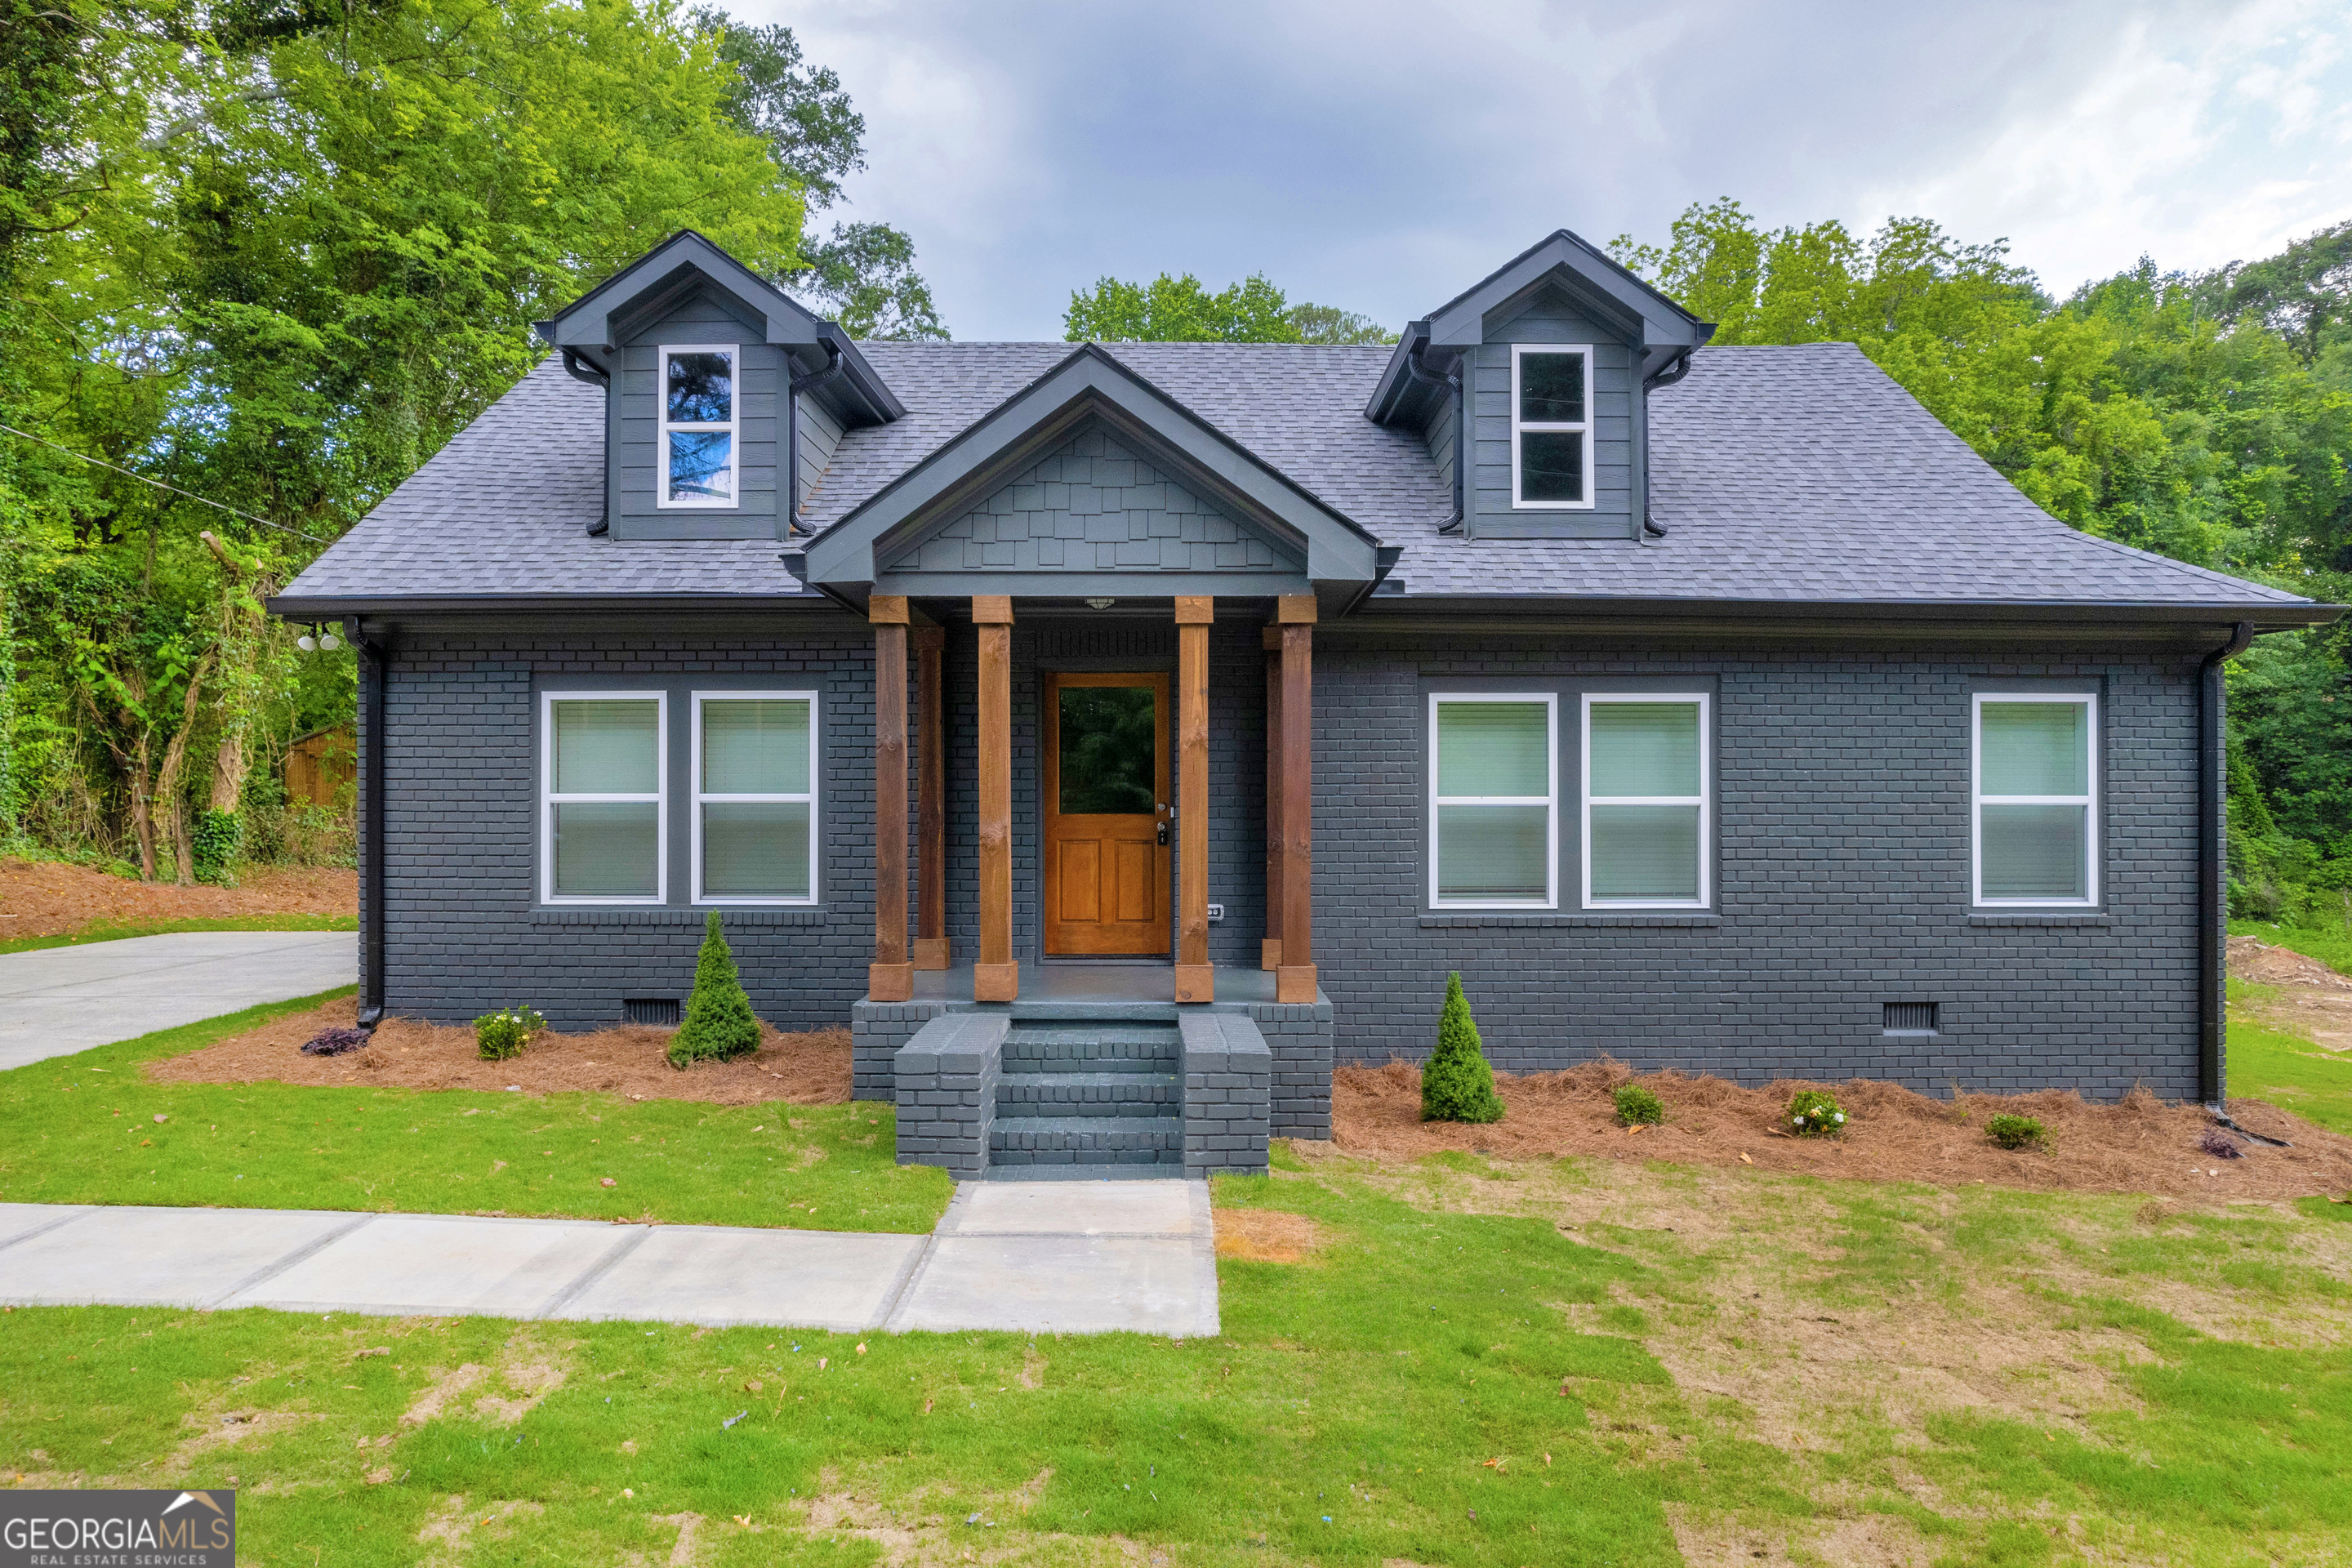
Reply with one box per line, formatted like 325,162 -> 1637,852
147,995 -> 852,1106
0,857 -> 356,938
1332,1058 -> 2352,1203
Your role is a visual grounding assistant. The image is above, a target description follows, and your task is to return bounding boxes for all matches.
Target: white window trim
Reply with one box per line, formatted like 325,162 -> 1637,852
541,690 -> 668,906
1428,692 -> 1559,911
1971,691 -> 2099,908
1509,342 -> 1595,510
656,342 -> 739,510
692,689 -> 820,906
1581,692 -> 1711,910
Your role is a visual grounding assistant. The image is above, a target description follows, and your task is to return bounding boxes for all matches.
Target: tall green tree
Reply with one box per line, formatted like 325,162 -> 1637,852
1,0 -> 823,874
691,7 -> 947,340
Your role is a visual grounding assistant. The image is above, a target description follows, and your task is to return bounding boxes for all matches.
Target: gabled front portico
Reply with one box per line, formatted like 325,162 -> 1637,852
795,346 -> 1380,1175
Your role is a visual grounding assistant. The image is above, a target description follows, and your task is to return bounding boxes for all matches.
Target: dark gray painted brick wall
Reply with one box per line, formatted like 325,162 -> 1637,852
1313,633 -> 2203,1100
380,624 -> 883,1032
373,616 -> 2204,1102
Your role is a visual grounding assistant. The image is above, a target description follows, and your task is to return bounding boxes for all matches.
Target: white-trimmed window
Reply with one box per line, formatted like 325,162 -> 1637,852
1972,693 -> 2096,906
1429,693 -> 1557,908
1582,694 -> 1709,908
542,693 -> 666,904
694,692 -> 817,903
1511,344 -> 1592,509
659,343 -> 737,507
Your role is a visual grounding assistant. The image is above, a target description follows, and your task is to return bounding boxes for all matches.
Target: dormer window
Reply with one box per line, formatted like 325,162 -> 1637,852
661,344 -> 737,507
1511,345 -> 1592,509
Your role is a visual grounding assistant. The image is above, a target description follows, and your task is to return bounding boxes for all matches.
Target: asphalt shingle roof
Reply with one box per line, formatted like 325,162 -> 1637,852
280,338 -> 2313,612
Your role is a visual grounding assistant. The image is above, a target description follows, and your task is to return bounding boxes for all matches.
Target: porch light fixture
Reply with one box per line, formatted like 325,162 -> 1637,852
296,630 -> 317,653
1085,597 -> 1116,610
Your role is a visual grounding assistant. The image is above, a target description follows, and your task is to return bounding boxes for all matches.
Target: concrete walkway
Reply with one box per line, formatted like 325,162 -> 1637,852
0,1180 -> 1220,1337
0,931 -> 356,1071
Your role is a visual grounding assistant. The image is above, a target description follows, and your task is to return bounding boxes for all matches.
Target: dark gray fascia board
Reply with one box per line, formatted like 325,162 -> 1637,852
530,230 -> 903,425
1348,595 -> 2343,632
1423,229 -> 1714,351
266,593 -> 833,620
804,344 -> 1383,588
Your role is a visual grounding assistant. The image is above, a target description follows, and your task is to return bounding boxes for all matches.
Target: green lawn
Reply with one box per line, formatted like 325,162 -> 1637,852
0,991 -> 951,1234
4,1153 -> 2347,1566
0,911 -> 358,957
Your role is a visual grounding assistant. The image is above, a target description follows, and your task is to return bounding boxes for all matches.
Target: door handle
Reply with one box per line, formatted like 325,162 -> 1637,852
1156,803 -> 1174,846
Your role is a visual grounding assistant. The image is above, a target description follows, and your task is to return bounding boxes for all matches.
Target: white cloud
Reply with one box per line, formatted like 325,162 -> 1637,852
736,0 -> 2352,337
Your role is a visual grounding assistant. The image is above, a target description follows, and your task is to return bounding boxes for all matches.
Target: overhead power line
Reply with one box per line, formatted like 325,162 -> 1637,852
0,421 -> 335,544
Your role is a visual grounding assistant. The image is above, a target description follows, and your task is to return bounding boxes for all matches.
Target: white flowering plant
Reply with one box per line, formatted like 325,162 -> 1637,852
1785,1089 -> 1847,1138
475,1005 -> 550,1062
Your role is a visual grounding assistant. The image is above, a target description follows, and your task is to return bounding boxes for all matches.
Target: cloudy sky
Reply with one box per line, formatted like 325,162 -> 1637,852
756,0 -> 2352,341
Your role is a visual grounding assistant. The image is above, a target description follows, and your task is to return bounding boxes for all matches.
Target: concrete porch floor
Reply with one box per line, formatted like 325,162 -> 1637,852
906,962 -> 1289,1009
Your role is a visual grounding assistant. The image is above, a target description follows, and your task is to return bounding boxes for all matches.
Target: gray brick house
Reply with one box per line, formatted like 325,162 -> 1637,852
274,229 -> 2337,1179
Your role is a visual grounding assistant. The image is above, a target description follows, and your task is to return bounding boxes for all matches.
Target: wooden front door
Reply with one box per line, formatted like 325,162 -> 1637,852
1043,671 -> 1170,956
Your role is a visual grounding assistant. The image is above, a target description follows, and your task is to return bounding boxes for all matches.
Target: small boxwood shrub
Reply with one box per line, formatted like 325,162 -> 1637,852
1984,1113 -> 2046,1151
475,1006 -> 547,1062
1786,1089 -> 1846,1137
1614,1084 -> 1664,1126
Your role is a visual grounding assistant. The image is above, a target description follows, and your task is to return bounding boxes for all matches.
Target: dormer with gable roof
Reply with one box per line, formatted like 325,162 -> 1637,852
1365,229 -> 1714,541
533,230 -> 903,542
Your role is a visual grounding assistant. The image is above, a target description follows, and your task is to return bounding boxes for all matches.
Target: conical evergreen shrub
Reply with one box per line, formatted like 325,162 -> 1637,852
1421,971 -> 1504,1123
667,912 -> 763,1068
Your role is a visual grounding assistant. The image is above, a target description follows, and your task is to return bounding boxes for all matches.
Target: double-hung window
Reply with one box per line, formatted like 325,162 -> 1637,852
694,693 -> 817,903
1582,695 -> 1709,907
660,344 -> 737,507
1511,344 -> 1592,508
543,693 -> 666,903
1973,693 -> 2096,906
1429,694 -> 1557,907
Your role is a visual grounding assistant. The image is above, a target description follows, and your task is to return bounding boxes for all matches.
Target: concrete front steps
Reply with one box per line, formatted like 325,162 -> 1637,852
990,1022 -> 1185,1176
893,1006 -> 1270,1180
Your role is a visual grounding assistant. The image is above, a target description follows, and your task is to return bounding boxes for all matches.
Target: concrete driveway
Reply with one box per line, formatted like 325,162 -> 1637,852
0,930 -> 356,1071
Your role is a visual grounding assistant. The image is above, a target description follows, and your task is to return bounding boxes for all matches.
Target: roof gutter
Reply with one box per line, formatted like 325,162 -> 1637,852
783,336 -> 848,536
559,350 -> 615,536
1401,338 -> 1465,534
1336,546 -> 1406,617
2200,619 -> 2256,1109
342,618 -> 390,1027
1641,348 -> 1695,538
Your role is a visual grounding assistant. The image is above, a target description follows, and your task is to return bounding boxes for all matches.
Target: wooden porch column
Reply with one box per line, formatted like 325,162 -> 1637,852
973,595 -> 1018,1002
868,595 -> 914,1002
911,624 -> 949,969
1262,626 -> 1283,971
1174,596 -> 1214,1004
1276,595 -> 1316,1005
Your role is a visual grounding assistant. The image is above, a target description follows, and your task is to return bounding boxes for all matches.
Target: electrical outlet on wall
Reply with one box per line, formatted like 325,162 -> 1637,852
1206,903 -> 1225,922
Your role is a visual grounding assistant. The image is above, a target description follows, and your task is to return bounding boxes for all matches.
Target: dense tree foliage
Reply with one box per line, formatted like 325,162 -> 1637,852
0,0 -> 932,880
1065,271 -> 1394,345
1611,199 -> 2352,922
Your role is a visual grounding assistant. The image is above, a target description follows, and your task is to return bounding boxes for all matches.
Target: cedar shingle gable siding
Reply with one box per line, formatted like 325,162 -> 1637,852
884,422 -> 1296,577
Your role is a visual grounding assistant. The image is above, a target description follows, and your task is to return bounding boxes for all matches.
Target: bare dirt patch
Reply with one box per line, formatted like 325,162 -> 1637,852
2230,933 -> 2352,1052
146,995 -> 852,1105
1331,1058 -> 2352,1202
1213,1208 -> 1325,1263
0,857 -> 354,938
